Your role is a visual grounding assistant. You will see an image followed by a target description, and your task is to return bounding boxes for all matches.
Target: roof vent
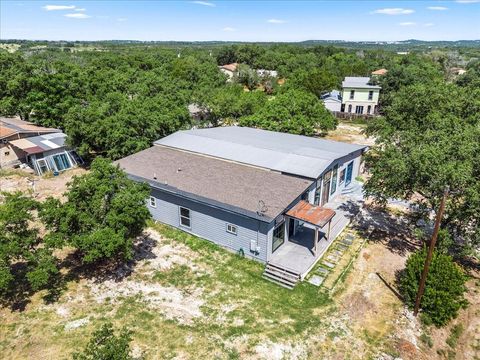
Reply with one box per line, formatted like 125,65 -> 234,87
256,200 -> 268,216
153,173 -> 157,180
177,168 -> 182,173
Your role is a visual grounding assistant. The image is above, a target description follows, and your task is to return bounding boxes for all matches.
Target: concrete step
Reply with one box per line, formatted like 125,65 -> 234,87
263,263 -> 301,289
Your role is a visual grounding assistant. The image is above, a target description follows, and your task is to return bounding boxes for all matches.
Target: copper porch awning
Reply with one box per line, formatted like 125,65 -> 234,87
286,200 -> 336,228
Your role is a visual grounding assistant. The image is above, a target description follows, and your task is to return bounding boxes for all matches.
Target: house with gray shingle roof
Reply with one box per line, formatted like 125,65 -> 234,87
117,126 -> 367,287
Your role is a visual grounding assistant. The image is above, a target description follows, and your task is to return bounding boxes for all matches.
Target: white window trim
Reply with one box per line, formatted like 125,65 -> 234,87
149,196 -> 156,208
226,223 -> 238,235
179,207 -> 191,228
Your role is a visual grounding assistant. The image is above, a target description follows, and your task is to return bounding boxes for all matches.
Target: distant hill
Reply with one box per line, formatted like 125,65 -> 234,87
1,38 -> 479,51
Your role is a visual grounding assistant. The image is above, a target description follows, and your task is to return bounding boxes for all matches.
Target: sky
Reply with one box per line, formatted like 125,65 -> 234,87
1,1 -> 479,42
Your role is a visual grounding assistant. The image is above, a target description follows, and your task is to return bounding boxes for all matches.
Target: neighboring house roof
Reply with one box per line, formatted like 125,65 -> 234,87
256,69 -> 278,78
9,132 -> 67,155
342,77 -> 381,89
219,63 -> 238,72
116,145 -> 312,222
0,117 -> 60,140
154,126 -> 366,179
321,90 -> 342,102
371,68 -> 388,76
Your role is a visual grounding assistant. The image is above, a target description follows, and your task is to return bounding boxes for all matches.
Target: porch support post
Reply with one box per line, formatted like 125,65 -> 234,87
314,227 -> 319,256
327,219 -> 332,241
284,217 -> 289,242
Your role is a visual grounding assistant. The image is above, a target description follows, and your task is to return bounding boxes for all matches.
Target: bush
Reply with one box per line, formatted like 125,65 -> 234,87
72,323 -> 136,360
400,248 -> 468,326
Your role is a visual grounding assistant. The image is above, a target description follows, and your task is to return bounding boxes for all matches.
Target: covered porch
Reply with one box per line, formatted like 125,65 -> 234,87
269,201 -> 335,278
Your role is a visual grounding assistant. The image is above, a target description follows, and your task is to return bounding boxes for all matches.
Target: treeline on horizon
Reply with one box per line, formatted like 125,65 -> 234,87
0,42 -> 479,162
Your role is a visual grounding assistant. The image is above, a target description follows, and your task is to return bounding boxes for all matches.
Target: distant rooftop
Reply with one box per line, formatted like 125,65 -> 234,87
219,63 -> 238,72
9,132 -> 67,155
0,117 -> 60,140
371,68 -> 388,76
154,126 -> 366,179
321,90 -> 342,102
342,77 -> 381,89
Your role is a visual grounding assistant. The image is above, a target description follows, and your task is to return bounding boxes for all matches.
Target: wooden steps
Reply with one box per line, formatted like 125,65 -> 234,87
262,262 -> 301,289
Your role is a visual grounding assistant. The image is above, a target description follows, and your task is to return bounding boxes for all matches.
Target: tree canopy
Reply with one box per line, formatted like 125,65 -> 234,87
0,192 -> 58,294
239,89 -> 337,135
41,158 -> 151,264
365,80 -> 480,254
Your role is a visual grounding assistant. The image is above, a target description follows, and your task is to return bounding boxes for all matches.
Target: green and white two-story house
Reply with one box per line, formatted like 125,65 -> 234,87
340,77 -> 381,115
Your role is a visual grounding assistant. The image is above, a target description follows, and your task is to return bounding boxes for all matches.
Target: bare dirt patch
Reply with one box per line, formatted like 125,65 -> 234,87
325,122 -> 375,146
0,167 -> 87,201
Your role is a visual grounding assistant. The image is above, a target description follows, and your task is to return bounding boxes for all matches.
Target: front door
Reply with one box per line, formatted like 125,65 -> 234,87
345,161 -> 354,186
321,170 -> 331,206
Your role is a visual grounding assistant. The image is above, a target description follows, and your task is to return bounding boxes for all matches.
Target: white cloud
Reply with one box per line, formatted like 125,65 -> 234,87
64,13 -> 91,19
267,19 -> 287,24
424,23 -> 435,27
117,18 -> 128,22
43,5 -> 75,11
399,22 -> 416,26
191,1 -> 215,7
372,8 -> 415,15
222,27 -> 236,32
74,8 -> 86,12
455,0 -> 480,3
427,6 -> 448,10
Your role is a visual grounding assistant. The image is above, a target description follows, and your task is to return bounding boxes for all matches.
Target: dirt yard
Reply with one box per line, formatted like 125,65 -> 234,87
0,167 -> 86,200
325,122 -> 376,146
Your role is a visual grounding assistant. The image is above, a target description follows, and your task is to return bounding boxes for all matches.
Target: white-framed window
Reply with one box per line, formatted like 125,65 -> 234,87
349,90 -> 355,100
226,223 -> 238,235
368,90 -> 374,100
179,207 -> 191,228
149,196 -> 156,208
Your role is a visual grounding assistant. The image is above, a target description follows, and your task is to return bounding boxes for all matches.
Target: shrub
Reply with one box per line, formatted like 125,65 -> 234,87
400,248 -> 468,326
72,323 -> 136,360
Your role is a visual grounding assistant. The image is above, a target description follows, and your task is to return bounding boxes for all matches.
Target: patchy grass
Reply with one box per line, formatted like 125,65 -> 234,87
0,168 -> 32,178
1,221 -> 332,359
150,221 -> 332,339
446,324 -> 464,349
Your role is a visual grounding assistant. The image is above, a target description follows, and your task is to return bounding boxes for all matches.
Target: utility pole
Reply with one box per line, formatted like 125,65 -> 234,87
413,186 -> 449,316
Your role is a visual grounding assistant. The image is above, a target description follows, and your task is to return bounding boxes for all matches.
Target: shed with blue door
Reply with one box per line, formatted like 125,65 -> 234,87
117,127 -> 367,287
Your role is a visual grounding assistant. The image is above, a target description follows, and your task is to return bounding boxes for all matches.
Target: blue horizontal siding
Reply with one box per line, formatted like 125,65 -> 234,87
148,189 -> 270,262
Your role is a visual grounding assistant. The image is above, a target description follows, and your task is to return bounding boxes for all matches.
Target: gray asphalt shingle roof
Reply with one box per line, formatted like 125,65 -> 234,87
116,146 -> 312,222
154,126 -> 366,179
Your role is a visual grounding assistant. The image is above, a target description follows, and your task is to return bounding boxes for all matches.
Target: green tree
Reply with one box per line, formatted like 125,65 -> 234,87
400,248 -> 468,326
41,158 -> 151,264
288,68 -> 340,97
234,64 -> 260,90
200,85 -> 266,126
365,82 -> 480,253
239,89 -> 337,135
0,192 -> 57,294
72,323 -> 136,360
